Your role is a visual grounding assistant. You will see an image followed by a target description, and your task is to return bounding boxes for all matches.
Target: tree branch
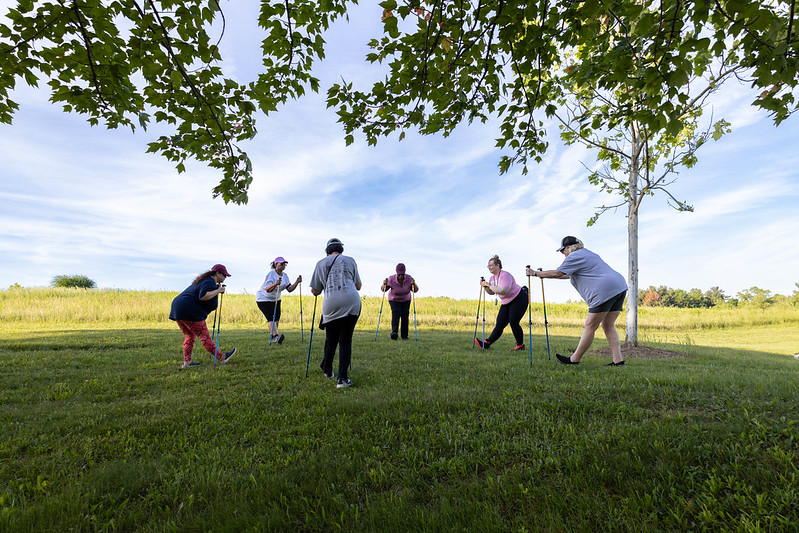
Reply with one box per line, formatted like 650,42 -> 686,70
62,0 -> 110,108
139,0 -> 234,158
553,110 -> 630,160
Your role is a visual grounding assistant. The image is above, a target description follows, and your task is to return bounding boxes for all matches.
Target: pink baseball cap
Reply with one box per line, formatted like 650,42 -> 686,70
212,264 -> 231,277
273,256 -> 287,264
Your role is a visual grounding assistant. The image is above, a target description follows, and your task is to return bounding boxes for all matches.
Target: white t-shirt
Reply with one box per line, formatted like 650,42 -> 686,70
255,271 -> 291,302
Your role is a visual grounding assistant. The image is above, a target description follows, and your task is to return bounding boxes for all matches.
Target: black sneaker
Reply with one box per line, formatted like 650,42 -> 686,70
182,361 -> 201,368
323,371 -> 335,379
277,334 -> 285,344
556,353 -> 579,365
474,337 -> 490,349
390,332 -> 398,340
222,347 -> 236,363
336,378 -> 353,389
606,360 -> 625,366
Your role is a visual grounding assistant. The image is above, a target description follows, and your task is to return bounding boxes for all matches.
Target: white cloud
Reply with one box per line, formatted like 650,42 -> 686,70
2,3 -> 799,305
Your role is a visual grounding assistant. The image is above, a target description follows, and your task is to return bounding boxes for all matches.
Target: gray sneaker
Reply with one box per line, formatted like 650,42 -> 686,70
336,378 -> 353,389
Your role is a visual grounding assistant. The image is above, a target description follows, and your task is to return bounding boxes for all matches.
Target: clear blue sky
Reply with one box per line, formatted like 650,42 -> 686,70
2,2 -> 798,303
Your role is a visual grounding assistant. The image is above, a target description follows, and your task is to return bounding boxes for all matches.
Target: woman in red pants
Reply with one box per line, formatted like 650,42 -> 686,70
169,264 -> 237,368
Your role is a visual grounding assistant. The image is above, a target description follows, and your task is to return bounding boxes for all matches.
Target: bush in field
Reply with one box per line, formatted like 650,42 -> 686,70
51,275 -> 96,289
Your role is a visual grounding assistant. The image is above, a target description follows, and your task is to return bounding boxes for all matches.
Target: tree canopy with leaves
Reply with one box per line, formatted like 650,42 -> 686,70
1,0 -> 351,203
1,1 -> 796,204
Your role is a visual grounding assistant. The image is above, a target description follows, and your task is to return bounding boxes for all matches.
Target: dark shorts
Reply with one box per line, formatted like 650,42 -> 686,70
589,290 -> 627,314
257,300 -> 281,321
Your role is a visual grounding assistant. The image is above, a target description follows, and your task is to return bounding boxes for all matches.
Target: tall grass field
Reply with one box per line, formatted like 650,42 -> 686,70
1,287 -> 798,531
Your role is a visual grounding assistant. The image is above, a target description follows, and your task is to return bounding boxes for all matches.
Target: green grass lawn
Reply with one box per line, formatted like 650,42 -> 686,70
1,290 -> 798,531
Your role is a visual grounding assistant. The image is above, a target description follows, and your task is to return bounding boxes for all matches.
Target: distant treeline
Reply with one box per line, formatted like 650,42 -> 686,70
639,283 -> 799,308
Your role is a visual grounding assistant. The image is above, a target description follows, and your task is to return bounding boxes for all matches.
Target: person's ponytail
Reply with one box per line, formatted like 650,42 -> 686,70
192,270 -> 216,285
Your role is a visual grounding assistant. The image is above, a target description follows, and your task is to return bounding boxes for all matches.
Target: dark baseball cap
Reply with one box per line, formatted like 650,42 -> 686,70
211,263 -> 232,277
557,236 -> 580,252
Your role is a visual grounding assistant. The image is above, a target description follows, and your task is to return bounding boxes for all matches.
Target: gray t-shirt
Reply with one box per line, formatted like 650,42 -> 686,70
557,248 -> 627,308
310,254 -> 362,322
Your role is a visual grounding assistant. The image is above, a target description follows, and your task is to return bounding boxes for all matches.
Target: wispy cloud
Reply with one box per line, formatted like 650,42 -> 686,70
2,3 -> 799,304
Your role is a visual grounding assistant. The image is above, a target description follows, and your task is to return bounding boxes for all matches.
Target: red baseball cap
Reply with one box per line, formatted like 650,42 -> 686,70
211,264 -> 231,277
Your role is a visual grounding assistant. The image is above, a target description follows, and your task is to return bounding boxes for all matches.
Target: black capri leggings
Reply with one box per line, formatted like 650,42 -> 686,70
257,300 -> 281,322
486,286 -> 528,346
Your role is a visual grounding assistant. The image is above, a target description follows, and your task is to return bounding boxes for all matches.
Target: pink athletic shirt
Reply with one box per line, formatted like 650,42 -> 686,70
489,270 -> 521,305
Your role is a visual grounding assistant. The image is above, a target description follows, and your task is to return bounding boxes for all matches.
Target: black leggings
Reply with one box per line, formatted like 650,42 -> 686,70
389,300 -> 411,339
320,314 -> 359,380
486,287 -> 528,346
256,300 -> 281,322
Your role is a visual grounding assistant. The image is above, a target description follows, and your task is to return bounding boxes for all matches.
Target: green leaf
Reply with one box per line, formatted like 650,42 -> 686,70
170,70 -> 183,89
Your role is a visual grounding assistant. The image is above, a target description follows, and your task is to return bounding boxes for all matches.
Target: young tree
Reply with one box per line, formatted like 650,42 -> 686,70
705,286 -> 727,306
736,286 -> 775,308
640,286 -> 661,307
327,0 -> 798,345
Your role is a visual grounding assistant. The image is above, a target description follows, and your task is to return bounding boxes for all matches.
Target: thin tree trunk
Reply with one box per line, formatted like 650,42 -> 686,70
626,122 -> 640,347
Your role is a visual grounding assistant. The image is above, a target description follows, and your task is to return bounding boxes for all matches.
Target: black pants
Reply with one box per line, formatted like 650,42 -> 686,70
256,300 -> 281,322
486,287 -> 527,346
320,314 -> 359,379
389,300 -> 411,339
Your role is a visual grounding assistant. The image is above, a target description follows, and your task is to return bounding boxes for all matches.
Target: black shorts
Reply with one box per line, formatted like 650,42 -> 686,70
257,300 -> 281,322
589,290 -> 627,314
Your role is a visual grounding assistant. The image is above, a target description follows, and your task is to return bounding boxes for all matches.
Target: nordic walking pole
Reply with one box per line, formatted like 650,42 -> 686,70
211,308 -> 218,342
411,286 -> 418,341
214,287 -> 225,366
538,268 -> 551,360
271,280 -> 283,345
375,282 -> 387,340
481,278 -> 486,351
472,281 -> 483,348
305,296 -> 318,377
526,265 -> 533,366
299,281 -> 304,341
